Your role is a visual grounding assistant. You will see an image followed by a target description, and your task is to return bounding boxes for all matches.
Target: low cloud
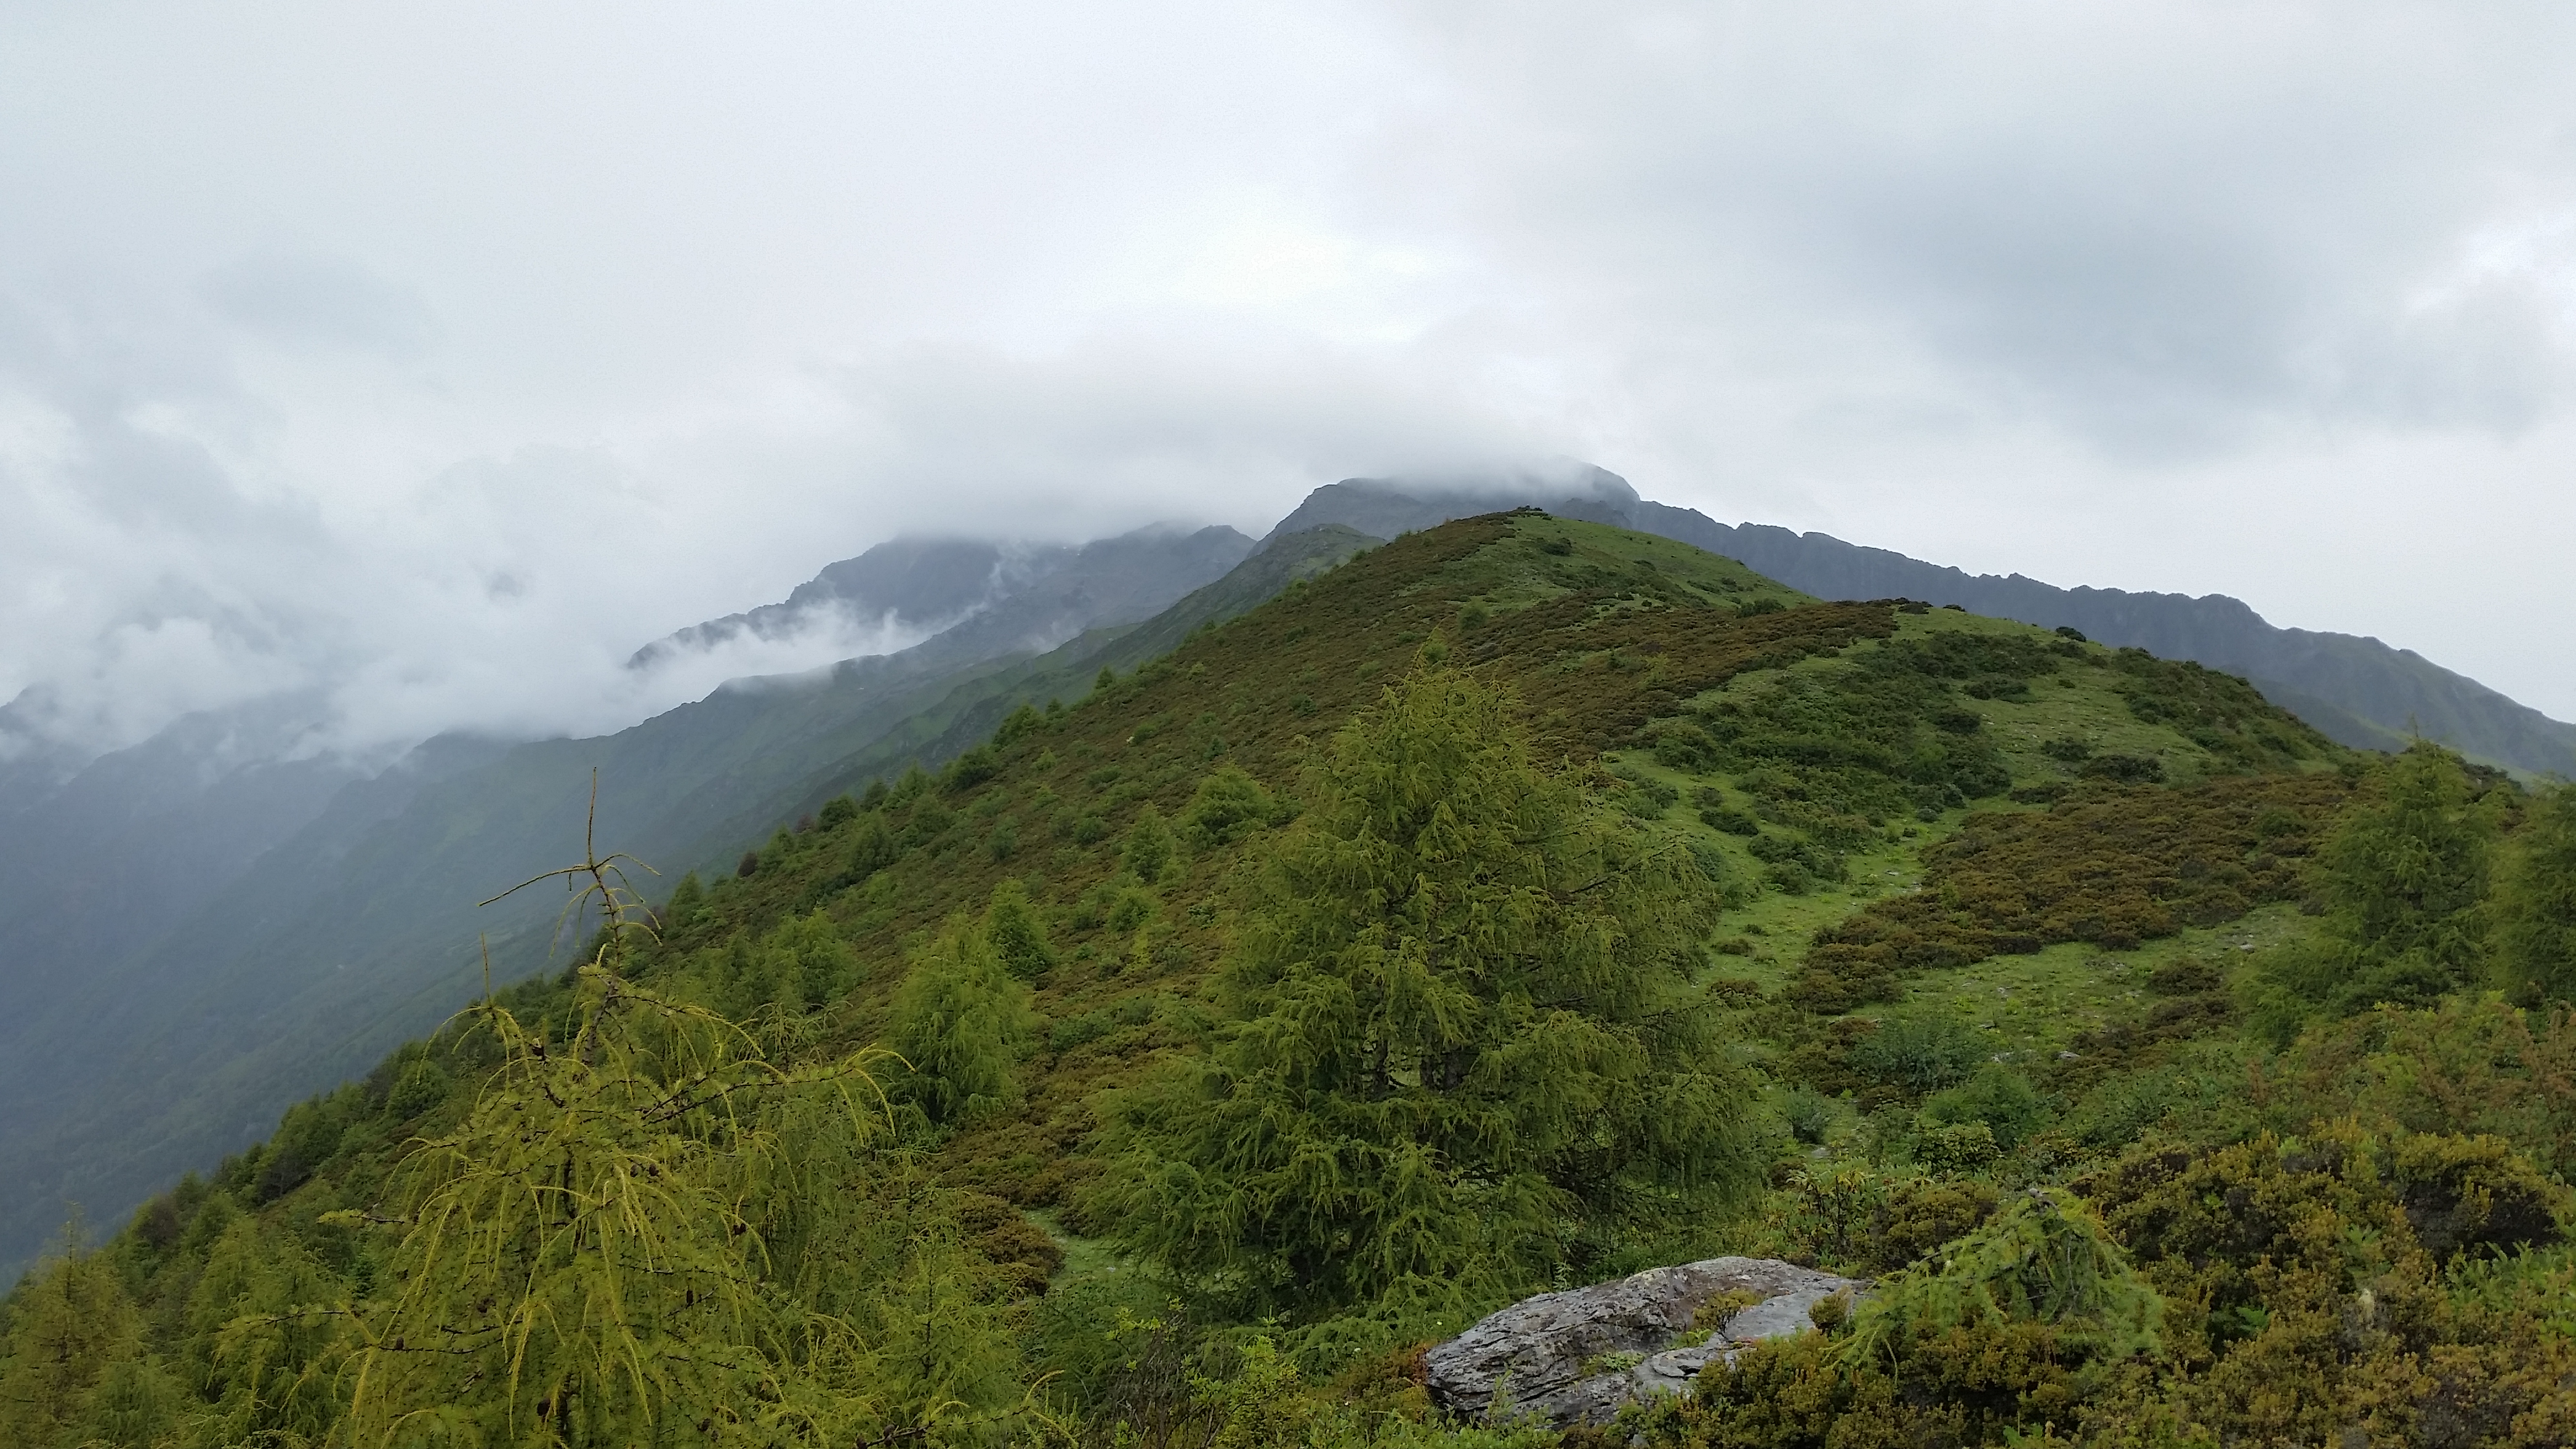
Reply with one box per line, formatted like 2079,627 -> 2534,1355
3,1 -> 2574,759
198,256 -> 439,359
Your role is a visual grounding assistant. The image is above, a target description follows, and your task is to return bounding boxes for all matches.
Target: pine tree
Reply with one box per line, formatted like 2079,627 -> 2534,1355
664,870 -> 706,926
713,932 -> 771,1019
2497,782 -> 2576,1005
336,956 -> 900,1446
845,809 -> 903,883
184,1216 -> 349,1443
1091,661 -> 1759,1317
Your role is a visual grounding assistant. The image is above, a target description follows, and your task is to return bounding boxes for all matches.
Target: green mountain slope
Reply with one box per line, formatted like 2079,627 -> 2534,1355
12,512 -> 2574,1448
0,526 -> 1348,1275
1273,469 -> 2576,778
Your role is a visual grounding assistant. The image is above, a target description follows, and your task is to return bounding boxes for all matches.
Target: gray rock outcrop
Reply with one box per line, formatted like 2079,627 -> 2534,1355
1422,1257 -> 1865,1428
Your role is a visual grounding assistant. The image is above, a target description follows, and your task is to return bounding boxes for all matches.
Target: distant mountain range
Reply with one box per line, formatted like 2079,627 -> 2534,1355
626,525 -> 1255,673
0,524 -> 1259,1269
2,463 -> 2569,1271
1279,468 -> 2576,780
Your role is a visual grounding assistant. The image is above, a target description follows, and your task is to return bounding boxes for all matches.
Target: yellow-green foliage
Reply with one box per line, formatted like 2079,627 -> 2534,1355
886,916 -> 1038,1127
2320,742 -> 2504,963
187,1216 -> 344,1443
2245,743 -> 2512,1033
1773,1165 -> 2000,1276
1844,1190 -> 2162,1368
2269,996 -> 2576,1175
338,965 -> 920,1446
982,878 -> 1059,982
0,1239 -> 155,1447
1650,1192 -> 2157,1448
2084,1125 -> 2573,1441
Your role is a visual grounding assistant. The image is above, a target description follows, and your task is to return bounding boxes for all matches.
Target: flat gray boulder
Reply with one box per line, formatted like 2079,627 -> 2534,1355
1423,1257 -> 1865,1427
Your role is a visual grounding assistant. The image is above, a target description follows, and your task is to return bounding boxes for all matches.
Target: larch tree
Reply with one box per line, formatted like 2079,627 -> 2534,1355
2497,781 -> 2576,1005
1092,659 -> 1761,1319
885,916 -> 1038,1127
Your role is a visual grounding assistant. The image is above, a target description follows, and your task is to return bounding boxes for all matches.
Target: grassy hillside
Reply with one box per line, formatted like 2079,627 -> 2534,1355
10,512 -> 2575,1448
1264,471 -> 2576,778
0,525 -> 1367,1280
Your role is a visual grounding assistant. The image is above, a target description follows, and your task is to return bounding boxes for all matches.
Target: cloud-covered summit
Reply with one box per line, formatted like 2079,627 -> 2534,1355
3,0 -> 2574,768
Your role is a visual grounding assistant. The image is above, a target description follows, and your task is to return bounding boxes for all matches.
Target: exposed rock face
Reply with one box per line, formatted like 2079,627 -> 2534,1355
1423,1257 -> 1865,1428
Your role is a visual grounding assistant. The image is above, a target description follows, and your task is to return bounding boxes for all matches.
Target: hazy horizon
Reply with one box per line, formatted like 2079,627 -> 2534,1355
7,2 -> 2575,762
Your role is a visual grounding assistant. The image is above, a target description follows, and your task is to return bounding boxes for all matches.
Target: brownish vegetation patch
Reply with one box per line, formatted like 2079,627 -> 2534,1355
1787,773 -> 2350,1012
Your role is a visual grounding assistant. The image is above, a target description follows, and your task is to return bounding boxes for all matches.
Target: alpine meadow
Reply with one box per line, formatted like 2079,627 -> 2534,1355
11,510 -> 2576,1448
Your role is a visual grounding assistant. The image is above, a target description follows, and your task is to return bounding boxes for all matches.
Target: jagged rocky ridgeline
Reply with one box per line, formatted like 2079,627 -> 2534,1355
1423,1257 -> 1868,1428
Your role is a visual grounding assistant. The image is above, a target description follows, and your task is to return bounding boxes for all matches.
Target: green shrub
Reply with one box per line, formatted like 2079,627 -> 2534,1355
1105,886 -> 1158,935
385,1059 -> 450,1121
2080,752 -> 2165,784
942,743 -> 999,792
1180,765 -> 1288,851
982,880 -> 1057,982
1921,1063 -> 2049,1149
836,812 -> 900,887
1913,1120 -> 2001,1175
1123,805 -> 1178,883
2269,997 -> 2576,1175
1780,1085 -> 1837,1145
1850,1014 -> 1987,1098
1700,805 -> 1761,836
1610,765 -> 1678,818
1847,1190 -> 2162,1367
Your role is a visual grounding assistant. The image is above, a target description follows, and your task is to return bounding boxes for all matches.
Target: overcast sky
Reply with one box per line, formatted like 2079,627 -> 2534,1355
4,1 -> 2573,757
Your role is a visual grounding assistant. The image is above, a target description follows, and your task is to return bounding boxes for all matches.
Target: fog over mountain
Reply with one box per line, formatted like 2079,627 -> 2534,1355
6,3 -> 2576,1268
6,458 -> 2574,1272
7,4 -> 2576,775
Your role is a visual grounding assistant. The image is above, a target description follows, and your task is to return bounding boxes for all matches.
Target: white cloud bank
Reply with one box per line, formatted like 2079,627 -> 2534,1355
2,0 -> 2573,760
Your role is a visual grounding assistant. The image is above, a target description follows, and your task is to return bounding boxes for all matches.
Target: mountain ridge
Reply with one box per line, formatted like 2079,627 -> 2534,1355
1260,470 -> 2576,779
4,463 -> 2571,1273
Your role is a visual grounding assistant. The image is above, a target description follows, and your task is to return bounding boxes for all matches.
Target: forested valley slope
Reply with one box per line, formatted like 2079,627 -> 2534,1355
6,511 -> 2576,1447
